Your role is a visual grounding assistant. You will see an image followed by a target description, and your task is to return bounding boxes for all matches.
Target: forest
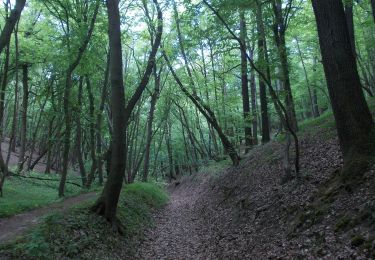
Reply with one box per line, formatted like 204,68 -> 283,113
0,0 -> 375,259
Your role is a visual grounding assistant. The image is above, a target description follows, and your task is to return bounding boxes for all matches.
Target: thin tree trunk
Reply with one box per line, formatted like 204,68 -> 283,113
249,47 -> 258,145
295,37 -> 316,118
18,64 -> 29,171
272,0 -> 298,132
85,76 -> 97,188
142,66 -> 160,182
74,78 -> 87,185
59,1 -> 99,197
256,3 -> 270,143
96,52 -> 110,186
163,52 -> 241,166
240,11 -> 253,153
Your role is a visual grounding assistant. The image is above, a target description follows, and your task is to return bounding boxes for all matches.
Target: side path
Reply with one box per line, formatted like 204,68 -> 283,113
0,192 -> 98,243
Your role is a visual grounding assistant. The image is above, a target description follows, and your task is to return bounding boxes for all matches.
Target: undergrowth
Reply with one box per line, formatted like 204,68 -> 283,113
0,182 -> 169,259
0,171 -> 98,218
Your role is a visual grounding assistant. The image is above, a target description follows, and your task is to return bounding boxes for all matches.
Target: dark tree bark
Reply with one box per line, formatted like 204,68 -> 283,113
59,1 -> 99,197
91,0 -> 126,221
0,0 -> 26,55
75,78 -> 87,186
85,76 -> 97,188
372,0 -> 375,23
312,0 -> 375,179
18,64 -> 29,171
92,0 -> 163,224
249,48 -> 258,145
165,119 -> 175,181
256,3 -> 270,143
240,11 -> 253,152
344,0 -> 356,57
142,66 -> 160,182
0,36 -> 11,197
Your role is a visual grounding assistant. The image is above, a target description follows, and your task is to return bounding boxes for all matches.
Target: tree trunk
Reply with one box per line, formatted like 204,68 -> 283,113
0,0 -> 26,55
272,0 -> 298,132
58,1 -> 99,197
163,52 -> 241,166
295,38 -> 316,118
372,0 -> 375,23
96,52 -> 110,186
312,0 -> 375,180
85,76 -> 97,188
240,11 -> 253,153
249,48 -> 258,145
256,3 -> 270,143
74,78 -> 87,186
142,67 -> 160,182
18,64 -> 29,171
344,0 -> 356,57
92,0 -> 163,224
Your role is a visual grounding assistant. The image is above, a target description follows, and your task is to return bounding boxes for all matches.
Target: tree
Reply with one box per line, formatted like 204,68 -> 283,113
92,0 -> 163,224
312,0 -> 375,180
272,0 -> 298,132
58,0 -> 100,197
239,10 -> 253,152
0,0 -> 26,54
256,2 -> 270,143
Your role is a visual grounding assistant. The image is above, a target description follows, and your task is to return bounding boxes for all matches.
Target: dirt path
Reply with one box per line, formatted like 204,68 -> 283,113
135,183 -> 211,260
0,192 -> 98,244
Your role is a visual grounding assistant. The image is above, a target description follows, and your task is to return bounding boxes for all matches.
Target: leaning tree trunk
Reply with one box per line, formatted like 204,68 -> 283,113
0,0 -> 26,55
163,52 -> 241,166
312,0 -> 375,181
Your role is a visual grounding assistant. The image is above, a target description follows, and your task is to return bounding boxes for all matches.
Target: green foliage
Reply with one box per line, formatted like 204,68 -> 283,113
1,182 -> 169,259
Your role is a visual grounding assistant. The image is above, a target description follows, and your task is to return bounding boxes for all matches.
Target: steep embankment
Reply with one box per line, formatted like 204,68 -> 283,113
136,109 -> 375,259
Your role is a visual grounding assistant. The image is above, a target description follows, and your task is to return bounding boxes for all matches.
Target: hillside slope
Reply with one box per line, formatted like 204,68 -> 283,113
140,108 -> 375,259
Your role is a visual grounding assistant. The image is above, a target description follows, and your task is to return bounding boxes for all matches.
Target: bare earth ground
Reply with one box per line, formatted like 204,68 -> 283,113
0,192 -> 97,244
134,178 -> 210,260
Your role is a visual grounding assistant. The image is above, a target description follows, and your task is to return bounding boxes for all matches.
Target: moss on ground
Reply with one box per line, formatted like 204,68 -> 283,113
0,182 -> 169,259
0,172 -> 99,218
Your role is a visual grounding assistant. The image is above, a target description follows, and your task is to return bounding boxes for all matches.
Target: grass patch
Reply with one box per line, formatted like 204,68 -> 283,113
0,172 -> 100,218
0,182 -> 169,259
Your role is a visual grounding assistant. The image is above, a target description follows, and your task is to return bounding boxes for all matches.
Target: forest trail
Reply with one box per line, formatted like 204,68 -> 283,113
135,182 -> 208,260
0,192 -> 98,244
